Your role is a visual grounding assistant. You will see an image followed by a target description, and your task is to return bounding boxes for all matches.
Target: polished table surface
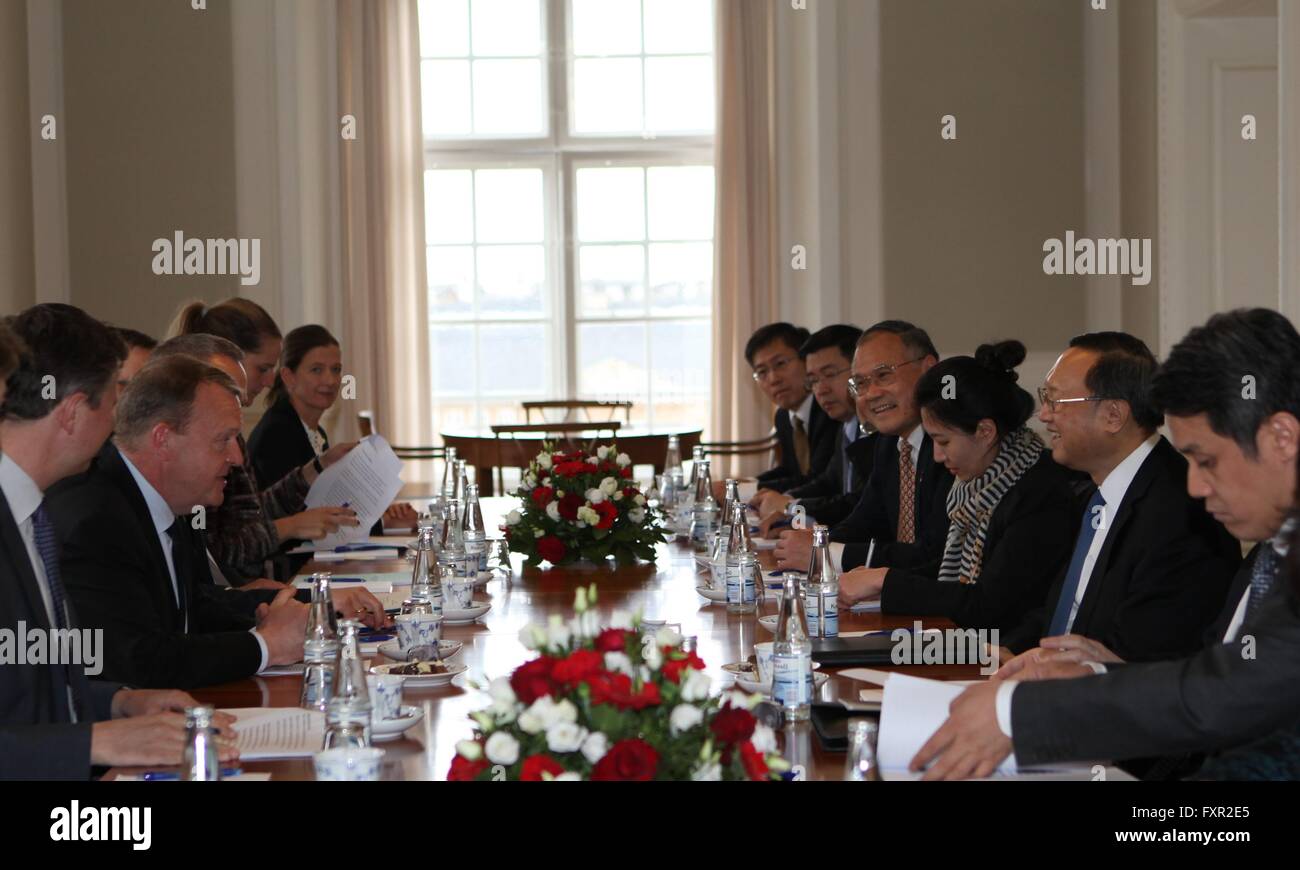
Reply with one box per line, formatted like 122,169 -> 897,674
111,498 -> 978,781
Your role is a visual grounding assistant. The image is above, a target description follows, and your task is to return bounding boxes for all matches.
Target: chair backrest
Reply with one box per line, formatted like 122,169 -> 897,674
357,410 -> 375,437
522,400 -> 633,424
490,421 -> 623,493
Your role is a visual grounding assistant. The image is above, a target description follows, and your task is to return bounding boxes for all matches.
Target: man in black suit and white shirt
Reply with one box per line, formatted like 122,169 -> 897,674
0,304 -> 237,779
775,320 -> 954,574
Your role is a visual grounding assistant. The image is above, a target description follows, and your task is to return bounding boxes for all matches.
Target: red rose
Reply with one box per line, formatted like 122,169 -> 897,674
554,460 -> 594,478
552,649 -> 604,686
619,466 -> 633,479
530,486 -> 554,509
710,705 -> 757,746
584,671 -> 658,710
591,738 -> 659,782
739,741 -> 770,781
510,655 -> 558,704
520,753 -> 567,782
595,628 -> 631,653
448,752 -> 489,781
622,487 -> 638,498
557,492 -> 583,520
593,500 -> 618,530
632,680 -> 661,709
536,536 -> 567,565
660,649 -> 706,684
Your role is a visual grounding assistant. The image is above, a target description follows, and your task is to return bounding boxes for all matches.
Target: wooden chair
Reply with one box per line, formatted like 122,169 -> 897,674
490,421 -> 623,494
358,411 -> 447,491
699,432 -> 781,474
522,400 -> 634,425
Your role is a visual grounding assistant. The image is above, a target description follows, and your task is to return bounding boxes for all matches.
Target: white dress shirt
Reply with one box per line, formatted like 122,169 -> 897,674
994,434 -> 1161,737
828,424 -> 924,572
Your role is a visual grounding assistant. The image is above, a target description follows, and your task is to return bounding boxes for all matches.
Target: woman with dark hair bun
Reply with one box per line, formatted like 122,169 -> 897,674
837,340 -> 1080,633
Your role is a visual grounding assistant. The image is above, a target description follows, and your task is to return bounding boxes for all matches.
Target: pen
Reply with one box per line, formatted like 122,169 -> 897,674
865,538 -> 876,569
141,767 -> 241,781
327,577 -> 367,583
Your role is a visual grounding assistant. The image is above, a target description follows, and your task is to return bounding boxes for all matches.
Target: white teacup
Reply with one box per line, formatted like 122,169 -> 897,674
314,747 -> 385,782
366,673 -> 403,720
395,612 -> 442,656
754,642 -> 775,685
446,578 -> 475,610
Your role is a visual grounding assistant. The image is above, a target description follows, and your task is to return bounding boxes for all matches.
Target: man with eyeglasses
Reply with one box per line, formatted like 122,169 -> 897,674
774,320 -> 954,576
744,323 -> 838,495
754,324 -> 872,533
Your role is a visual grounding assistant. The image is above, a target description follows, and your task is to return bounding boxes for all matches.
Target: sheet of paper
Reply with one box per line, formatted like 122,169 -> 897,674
877,673 -> 1022,774
304,434 -> 404,548
292,577 -> 393,595
260,663 -> 306,677
114,772 -> 272,782
289,535 -> 409,554
223,707 -> 325,760
857,688 -> 884,704
753,538 -> 778,550
312,548 -> 401,562
849,600 -> 882,613
841,667 -> 896,686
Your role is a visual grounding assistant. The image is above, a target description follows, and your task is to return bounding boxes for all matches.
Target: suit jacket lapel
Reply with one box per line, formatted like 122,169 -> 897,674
0,487 -> 52,633
100,443 -> 183,629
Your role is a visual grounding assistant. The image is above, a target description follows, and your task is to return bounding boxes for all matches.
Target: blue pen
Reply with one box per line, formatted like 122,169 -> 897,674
328,577 -> 367,583
141,767 -> 242,781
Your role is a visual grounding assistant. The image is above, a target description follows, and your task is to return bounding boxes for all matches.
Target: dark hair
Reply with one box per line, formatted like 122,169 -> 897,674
1068,331 -> 1162,431
152,333 -> 245,364
745,322 -> 810,367
116,355 -> 242,448
858,319 -> 939,362
915,340 -> 1035,439
113,326 -> 158,352
1150,309 -> 1300,457
1,304 -> 126,421
170,298 -> 281,353
265,324 -> 340,407
0,323 -> 25,383
798,324 -> 862,362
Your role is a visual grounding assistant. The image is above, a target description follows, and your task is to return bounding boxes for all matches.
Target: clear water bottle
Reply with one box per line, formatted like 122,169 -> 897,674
437,498 -> 472,591
410,527 -> 443,617
300,572 -> 339,710
181,705 -> 221,781
805,525 -> 839,638
844,719 -> 881,781
678,445 -> 705,534
324,620 -> 372,749
462,483 -> 488,573
439,446 -> 459,496
773,571 -> 813,722
708,529 -> 728,591
663,435 -> 682,481
688,459 -> 719,551
720,479 -> 741,533
726,502 -> 757,614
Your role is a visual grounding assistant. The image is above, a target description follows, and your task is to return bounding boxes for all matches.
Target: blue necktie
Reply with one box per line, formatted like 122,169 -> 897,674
1247,544 -> 1277,616
32,503 -> 85,721
1047,490 -> 1106,636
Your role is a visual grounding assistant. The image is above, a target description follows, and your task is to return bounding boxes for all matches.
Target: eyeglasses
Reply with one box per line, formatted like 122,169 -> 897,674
847,358 -> 925,398
1036,386 -> 1105,413
751,355 -> 797,383
804,367 -> 851,391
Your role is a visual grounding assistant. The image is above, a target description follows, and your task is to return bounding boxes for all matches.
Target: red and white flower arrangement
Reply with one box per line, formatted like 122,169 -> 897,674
502,443 -> 667,567
448,586 -> 788,782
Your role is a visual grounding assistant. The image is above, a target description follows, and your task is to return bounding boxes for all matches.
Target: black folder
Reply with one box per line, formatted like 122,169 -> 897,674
809,634 -> 896,666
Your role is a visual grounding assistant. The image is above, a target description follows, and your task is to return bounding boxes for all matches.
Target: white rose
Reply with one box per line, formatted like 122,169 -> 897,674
600,477 -> 618,495
569,610 -> 600,640
690,762 -> 722,782
580,731 -> 609,764
597,446 -> 610,460
642,639 -> 663,671
575,520 -> 587,529
751,724 -> 777,755
616,452 -> 631,467
536,452 -> 552,469
611,490 -> 623,502
589,454 -> 602,464
523,472 -> 537,489
484,731 -> 519,766
533,529 -> 544,538
545,614 -> 571,649
608,610 -> 633,630
546,721 -> 587,754
553,771 -> 583,781
577,506 -> 600,526
489,699 -> 517,724
726,689 -> 762,710
681,667 -> 712,702
628,508 -> 646,524
551,699 -> 579,726
517,708 -> 545,735
603,651 -> 634,676
488,676 -> 516,705
455,740 -> 482,761
670,703 -> 704,736
545,501 -> 561,522
634,494 -> 646,506
638,664 -> 653,683
505,509 -> 522,526
518,623 -> 547,650
585,487 -> 605,504
655,627 -> 681,649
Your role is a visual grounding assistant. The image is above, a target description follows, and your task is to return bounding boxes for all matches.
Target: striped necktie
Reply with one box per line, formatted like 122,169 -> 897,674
31,503 -> 86,721
897,440 -> 916,544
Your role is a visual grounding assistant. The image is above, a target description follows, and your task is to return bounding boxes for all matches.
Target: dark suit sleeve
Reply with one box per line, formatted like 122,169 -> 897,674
0,723 -> 94,780
1011,589 -> 1300,766
89,681 -> 122,722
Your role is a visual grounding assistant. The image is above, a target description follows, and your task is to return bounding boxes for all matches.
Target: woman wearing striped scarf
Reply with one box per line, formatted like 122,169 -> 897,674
837,340 -> 1079,633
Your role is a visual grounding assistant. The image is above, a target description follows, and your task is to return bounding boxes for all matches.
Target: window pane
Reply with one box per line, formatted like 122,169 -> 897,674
571,0 -> 641,55
578,322 -> 647,397
479,324 -> 548,395
470,0 -> 542,56
578,244 -> 645,318
648,319 -> 709,411
648,242 -> 711,315
431,324 -> 477,396
645,56 -> 714,133
477,244 -> 546,318
424,170 -> 474,244
472,59 -> 544,135
643,0 -> 713,55
419,0 -> 469,57
646,165 -> 714,240
576,167 -> 644,242
428,245 -> 476,319
421,60 -> 471,137
572,58 -> 643,134
475,169 -> 543,243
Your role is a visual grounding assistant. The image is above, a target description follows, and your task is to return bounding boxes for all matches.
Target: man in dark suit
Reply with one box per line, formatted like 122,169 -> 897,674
996,332 -> 1238,663
933,310 -> 1300,780
755,324 -> 870,531
0,305 -> 237,779
745,323 -> 838,494
775,320 -> 954,574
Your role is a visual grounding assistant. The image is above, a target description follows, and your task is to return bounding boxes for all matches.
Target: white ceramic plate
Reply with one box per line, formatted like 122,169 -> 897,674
377,639 -> 463,661
733,671 -> 830,696
371,705 -> 424,741
369,661 -> 467,688
757,614 -> 778,632
695,584 -> 727,603
443,602 -> 491,625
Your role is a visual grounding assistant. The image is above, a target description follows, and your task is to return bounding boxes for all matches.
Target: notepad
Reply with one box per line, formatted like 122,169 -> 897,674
292,575 -> 395,595
223,707 -> 325,759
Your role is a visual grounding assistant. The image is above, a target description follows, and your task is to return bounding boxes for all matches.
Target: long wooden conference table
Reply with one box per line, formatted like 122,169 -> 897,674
109,498 -> 977,781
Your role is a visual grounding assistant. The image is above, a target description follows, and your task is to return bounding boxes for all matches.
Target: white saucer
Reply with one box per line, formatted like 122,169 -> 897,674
369,661 -> 467,688
695,584 -> 727,603
757,614 -> 778,632
371,705 -> 424,741
734,671 -> 830,696
443,602 -> 491,624
377,639 -> 463,661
